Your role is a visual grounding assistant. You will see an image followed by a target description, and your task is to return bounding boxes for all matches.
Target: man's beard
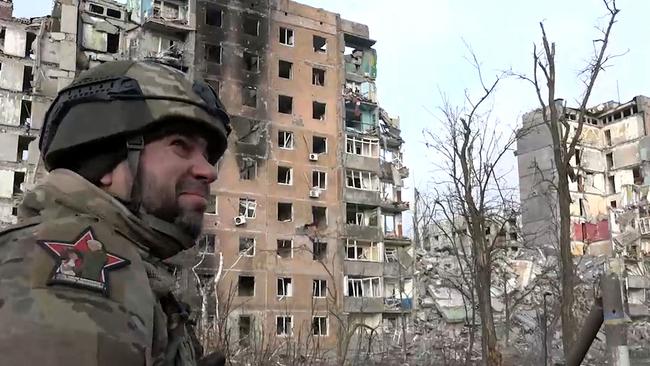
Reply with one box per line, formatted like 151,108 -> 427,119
139,173 -> 208,240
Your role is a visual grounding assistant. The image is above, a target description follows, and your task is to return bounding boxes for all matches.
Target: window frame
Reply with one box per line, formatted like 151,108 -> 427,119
279,27 -> 295,46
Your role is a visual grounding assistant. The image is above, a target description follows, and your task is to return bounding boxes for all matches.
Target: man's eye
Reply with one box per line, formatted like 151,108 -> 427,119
171,139 -> 192,154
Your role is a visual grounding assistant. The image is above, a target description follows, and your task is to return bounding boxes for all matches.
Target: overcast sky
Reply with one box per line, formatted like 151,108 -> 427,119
13,0 -> 650,197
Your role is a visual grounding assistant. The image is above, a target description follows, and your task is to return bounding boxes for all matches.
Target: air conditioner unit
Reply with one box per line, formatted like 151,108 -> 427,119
309,189 -> 320,198
234,215 -> 247,226
309,153 -> 319,161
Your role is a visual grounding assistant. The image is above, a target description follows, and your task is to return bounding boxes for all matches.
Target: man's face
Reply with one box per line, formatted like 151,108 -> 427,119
138,133 -> 218,239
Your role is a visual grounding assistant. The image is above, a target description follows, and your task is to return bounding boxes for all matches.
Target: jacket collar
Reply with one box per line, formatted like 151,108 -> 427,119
20,169 -> 192,259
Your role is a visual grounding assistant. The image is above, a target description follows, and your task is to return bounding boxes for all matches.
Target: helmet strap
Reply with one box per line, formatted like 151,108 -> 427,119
126,135 -> 144,213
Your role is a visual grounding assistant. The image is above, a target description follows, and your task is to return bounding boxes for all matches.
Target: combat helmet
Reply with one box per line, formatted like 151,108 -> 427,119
39,60 -> 231,257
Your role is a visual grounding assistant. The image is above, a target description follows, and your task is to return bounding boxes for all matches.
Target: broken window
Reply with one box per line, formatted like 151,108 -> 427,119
606,152 -> 613,169
346,203 -> 377,226
312,136 -> 327,154
89,3 -> 104,15
243,52 -> 259,72
381,182 -> 395,201
239,237 -> 255,256
346,170 -> 378,191
605,129 -> 612,146
278,60 -> 292,79
106,8 -> 122,19
383,213 -> 396,234
346,135 -> 379,157
17,135 -> 33,162
312,206 -> 327,227
242,86 -> 257,107
13,171 -> 24,195
206,6 -> 223,27
634,167 -> 643,185
346,276 -> 381,297
277,277 -> 292,297
239,198 -> 257,218
608,175 -> 616,194
312,68 -> 325,86
277,166 -> 292,185
22,66 -> 32,92
25,32 -> 36,58
313,241 -> 327,260
278,95 -> 293,114
106,33 -> 119,53
153,0 -> 182,20
312,171 -> 326,189
312,101 -> 326,120
312,316 -> 328,336
198,234 -> 216,255
277,202 -> 292,222
19,100 -> 31,127
243,17 -> 260,36
313,35 -> 327,53
313,279 -> 327,298
279,27 -> 294,46
278,130 -> 294,149
239,316 -> 252,346
205,43 -> 222,63
206,194 -> 217,214
238,275 -> 255,296
346,239 -> 381,261
276,316 -> 292,336
239,158 -> 257,180
277,239 -> 292,258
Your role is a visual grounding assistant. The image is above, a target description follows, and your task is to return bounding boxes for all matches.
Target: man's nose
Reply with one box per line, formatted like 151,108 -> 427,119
191,154 -> 218,183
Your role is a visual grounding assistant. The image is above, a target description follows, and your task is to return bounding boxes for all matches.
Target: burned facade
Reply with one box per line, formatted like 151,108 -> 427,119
191,0 -> 412,356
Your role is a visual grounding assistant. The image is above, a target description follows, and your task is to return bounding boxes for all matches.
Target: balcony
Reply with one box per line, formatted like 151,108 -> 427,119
383,231 -> 411,246
343,297 -> 384,313
383,297 -> 413,312
344,260 -> 383,277
344,224 -> 381,240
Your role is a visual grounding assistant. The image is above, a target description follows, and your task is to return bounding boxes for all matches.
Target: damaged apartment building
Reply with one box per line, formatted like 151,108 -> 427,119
0,0 -> 199,226
0,1 -> 75,226
517,96 -> 650,359
190,0 -> 412,356
517,96 -> 650,256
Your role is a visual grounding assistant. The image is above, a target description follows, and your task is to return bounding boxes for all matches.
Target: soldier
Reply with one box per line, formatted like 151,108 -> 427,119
0,60 -> 230,366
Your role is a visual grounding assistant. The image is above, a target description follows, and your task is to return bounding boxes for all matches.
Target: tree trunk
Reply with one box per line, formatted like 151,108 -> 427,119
475,247 -> 502,366
557,170 -> 576,353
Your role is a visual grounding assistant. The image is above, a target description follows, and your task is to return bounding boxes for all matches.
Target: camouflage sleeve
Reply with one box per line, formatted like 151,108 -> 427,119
0,220 -> 155,365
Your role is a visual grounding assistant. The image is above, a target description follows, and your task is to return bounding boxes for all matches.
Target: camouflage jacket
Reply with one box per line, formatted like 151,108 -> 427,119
0,169 -> 199,365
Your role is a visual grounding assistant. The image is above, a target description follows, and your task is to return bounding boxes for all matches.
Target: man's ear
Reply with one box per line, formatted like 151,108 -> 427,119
99,172 -> 113,187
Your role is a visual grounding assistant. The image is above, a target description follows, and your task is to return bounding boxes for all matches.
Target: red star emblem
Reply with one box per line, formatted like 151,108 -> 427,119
38,227 -> 130,296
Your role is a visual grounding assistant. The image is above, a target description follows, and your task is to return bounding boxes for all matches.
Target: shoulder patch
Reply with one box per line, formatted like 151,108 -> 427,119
37,227 -> 130,296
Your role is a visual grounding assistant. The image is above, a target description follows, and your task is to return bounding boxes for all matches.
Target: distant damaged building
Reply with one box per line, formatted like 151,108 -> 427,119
517,96 -> 650,256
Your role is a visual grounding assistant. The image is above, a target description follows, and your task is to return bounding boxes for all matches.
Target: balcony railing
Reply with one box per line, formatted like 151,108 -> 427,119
384,297 -> 412,311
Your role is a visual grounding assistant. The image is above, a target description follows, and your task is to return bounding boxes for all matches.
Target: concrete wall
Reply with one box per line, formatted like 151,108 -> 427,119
0,60 -> 25,91
0,93 -> 21,125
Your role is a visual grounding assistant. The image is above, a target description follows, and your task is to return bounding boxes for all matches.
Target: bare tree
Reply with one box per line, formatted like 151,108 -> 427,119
516,0 -> 621,353
423,49 -> 517,365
